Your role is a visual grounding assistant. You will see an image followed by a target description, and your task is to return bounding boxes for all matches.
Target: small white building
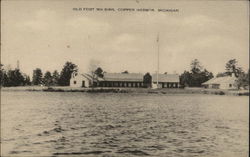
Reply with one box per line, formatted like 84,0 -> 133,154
202,74 -> 237,90
70,72 -> 93,88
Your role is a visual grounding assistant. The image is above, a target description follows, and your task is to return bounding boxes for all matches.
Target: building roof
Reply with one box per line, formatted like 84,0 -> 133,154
102,73 -> 144,82
81,73 -> 93,80
74,73 -> 98,81
152,74 -> 179,83
74,71 -> 180,83
202,76 -> 236,85
100,73 -> 180,83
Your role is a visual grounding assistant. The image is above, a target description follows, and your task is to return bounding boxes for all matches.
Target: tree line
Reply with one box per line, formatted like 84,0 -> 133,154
179,59 -> 213,87
0,66 -> 31,87
1,59 -> 249,89
0,62 -> 78,87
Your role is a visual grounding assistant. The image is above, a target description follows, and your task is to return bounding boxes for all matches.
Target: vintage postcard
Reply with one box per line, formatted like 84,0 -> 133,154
1,0 -> 249,157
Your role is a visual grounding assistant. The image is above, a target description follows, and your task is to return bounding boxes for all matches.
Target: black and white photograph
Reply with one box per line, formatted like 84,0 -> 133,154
1,0 -> 249,157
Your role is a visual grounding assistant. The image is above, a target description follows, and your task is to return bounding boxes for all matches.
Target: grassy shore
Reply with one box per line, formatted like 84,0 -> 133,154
1,86 -> 249,96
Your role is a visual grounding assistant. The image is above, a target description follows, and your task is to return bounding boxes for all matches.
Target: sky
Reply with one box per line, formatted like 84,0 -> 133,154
1,0 -> 249,76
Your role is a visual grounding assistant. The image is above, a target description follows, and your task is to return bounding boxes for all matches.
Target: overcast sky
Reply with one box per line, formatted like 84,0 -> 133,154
1,0 -> 249,76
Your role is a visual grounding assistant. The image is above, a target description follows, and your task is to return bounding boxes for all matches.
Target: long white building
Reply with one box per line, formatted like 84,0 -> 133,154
70,72 -> 180,88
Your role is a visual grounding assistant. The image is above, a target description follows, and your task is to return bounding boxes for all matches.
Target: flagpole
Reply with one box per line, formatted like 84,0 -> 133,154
157,32 -> 159,88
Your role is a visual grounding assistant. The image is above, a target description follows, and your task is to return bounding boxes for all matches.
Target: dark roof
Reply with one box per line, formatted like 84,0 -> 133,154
100,73 -> 180,83
152,74 -> 179,83
102,73 -> 144,82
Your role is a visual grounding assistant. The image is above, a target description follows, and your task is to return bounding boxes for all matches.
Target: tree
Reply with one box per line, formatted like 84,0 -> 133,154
88,60 -> 100,88
225,59 -> 243,77
23,74 -> 31,86
43,71 -> 53,87
0,64 -> 31,87
180,71 -> 191,87
6,69 -> 25,86
95,67 -> 104,78
143,72 -> 152,88
122,70 -> 129,74
191,59 -> 203,74
32,68 -> 43,85
198,69 -> 213,86
2,72 -> 9,86
58,62 -> 78,86
189,72 -> 202,87
235,69 -> 249,89
52,70 -> 60,86
0,67 -> 4,86
180,60 -> 214,87
0,68 -> 9,86
216,72 -> 229,77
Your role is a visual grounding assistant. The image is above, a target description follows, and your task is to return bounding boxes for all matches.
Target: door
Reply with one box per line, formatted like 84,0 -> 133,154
82,81 -> 85,87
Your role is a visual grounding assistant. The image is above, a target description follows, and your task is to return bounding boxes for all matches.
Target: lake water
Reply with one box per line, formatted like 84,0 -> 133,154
1,91 -> 249,157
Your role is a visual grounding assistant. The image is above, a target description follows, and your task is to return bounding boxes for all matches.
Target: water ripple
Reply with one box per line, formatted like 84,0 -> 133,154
1,92 -> 249,157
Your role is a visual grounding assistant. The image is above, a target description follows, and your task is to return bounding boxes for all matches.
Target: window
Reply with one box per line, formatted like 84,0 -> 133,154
229,84 -> 232,87
74,81 -> 77,84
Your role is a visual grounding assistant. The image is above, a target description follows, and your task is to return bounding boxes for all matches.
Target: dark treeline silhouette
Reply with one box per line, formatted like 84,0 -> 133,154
0,61 -> 78,87
0,67 -> 31,87
180,59 -> 213,87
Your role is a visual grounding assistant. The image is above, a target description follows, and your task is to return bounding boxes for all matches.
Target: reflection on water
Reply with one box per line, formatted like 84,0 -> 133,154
1,91 -> 249,157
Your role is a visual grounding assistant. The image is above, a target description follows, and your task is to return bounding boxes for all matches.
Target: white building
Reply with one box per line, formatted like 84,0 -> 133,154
202,74 -> 237,90
70,72 -> 180,88
70,72 -> 93,88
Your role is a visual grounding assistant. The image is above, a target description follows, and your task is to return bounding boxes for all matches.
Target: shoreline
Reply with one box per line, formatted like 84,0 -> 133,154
1,86 -> 249,96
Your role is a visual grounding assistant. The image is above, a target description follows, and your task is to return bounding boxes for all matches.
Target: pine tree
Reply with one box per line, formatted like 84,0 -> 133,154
32,68 -> 43,85
58,62 -> 78,86
43,71 -> 53,87
52,70 -> 60,86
